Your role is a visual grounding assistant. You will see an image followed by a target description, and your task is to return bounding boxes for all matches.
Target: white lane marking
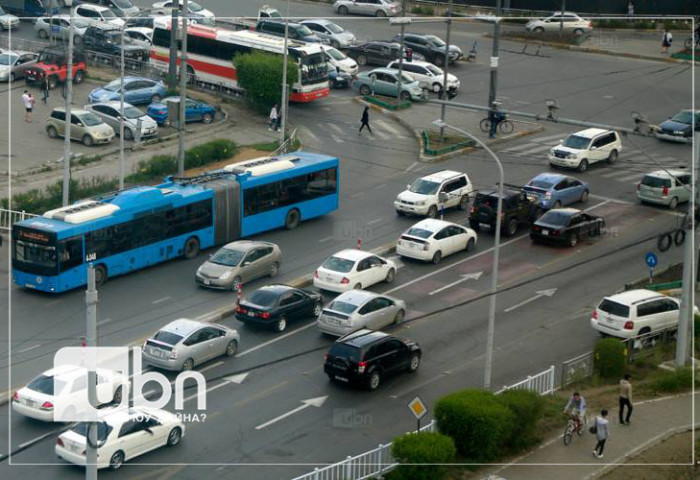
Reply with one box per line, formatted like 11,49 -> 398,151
375,119 -> 403,136
501,142 -> 554,154
319,236 -> 333,243
503,288 -> 558,313
255,396 -> 328,430
374,183 -> 387,190
235,323 -> 317,358
328,123 -> 344,135
198,360 -> 224,373
384,200 -> 612,296
181,373 -> 250,404
505,144 -> 554,156
617,172 -> 647,182
387,255 -> 405,270
372,129 -> 391,140
367,218 -> 383,225
405,161 -> 419,172
589,194 -> 634,205
17,344 -> 41,354
152,296 -> 171,305
599,169 -> 635,179
97,318 -> 113,326
428,271 -> 484,296
351,191 -> 364,199
330,134 -> 345,144
532,132 -> 572,143
300,126 -> 320,144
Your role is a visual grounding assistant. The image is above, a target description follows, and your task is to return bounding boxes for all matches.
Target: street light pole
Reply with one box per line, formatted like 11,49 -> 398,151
396,0 -> 407,100
62,6 -> 74,206
432,119 -> 503,390
280,0 -> 289,144
439,0 -> 453,142
169,7 -> 179,90
119,26 -> 125,190
85,265 -> 98,480
177,0 -> 188,176
487,0 -> 502,138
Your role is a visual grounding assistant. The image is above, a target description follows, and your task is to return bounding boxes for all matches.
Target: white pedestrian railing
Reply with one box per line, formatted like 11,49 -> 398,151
291,366 -> 555,480
274,128 -> 298,156
0,208 -> 38,232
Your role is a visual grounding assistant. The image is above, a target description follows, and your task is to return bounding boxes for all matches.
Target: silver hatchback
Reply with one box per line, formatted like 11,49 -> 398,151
142,319 -> 240,371
85,101 -> 159,140
317,290 -> 406,336
196,240 -> 282,290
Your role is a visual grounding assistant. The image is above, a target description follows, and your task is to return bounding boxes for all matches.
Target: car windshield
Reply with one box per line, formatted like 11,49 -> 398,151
102,80 -> 121,92
122,106 -> 144,119
209,248 -> 244,266
561,135 -> 591,150
326,22 -> 344,34
409,179 -> 440,195
538,210 -> 572,226
406,227 -> 432,239
401,73 -> 414,83
426,35 -> 445,47
328,300 -> 358,314
189,1 -> 204,12
297,25 -> 314,36
102,9 -> 117,19
248,290 -> 280,307
27,374 -> 65,395
71,422 -> 112,443
641,175 -> 672,188
112,0 -> 133,8
80,113 -> 104,126
670,111 -> 694,125
153,330 -> 184,345
326,47 -> 346,61
598,299 -> 630,318
528,179 -> 554,189
425,64 -> 442,76
322,256 -> 355,273
0,54 -> 17,66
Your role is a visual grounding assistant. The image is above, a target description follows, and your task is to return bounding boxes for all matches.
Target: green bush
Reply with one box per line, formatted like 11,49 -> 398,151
497,390 -> 545,451
234,51 -> 299,113
411,5 -> 435,16
652,367 -> 695,393
594,338 -> 627,380
435,389 -> 515,461
593,19 -> 658,30
9,177 -> 119,213
501,30 -> 584,45
185,139 -> 237,169
391,432 -> 455,480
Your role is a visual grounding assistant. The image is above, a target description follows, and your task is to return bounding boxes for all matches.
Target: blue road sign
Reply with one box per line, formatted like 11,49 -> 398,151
646,252 -> 658,268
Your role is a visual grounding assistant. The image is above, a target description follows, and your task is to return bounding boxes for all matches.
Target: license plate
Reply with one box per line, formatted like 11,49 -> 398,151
27,75 -> 35,80
480,223 -> 489,228
409,242 -> 420,249
542,230 -> 549,236
149,347 -> 165,358
22,398 -> 37,407
323,276 -> 334,283
334,375 -> 349,382
203,279 -> 210,285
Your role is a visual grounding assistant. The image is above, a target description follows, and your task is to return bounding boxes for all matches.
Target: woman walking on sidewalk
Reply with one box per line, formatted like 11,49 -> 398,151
661,29 -> 673,53
592,409 -> 609,459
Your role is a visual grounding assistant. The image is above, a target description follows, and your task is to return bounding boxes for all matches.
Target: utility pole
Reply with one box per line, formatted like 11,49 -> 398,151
177,0 -> 188,176
675,133 -> 698,367
396,0 -> 407,101
119,27 -> 125,190
486,0 -> 502,138
280,0 -> 289,144
439,0 -> 453,142
62,7 -> 74,206
85,265 -> 98,480
559,0 -> 566,38
169,7 -> 179,90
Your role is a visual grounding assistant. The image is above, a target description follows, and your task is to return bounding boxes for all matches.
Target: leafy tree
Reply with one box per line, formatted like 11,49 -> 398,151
234,51 -> 299,113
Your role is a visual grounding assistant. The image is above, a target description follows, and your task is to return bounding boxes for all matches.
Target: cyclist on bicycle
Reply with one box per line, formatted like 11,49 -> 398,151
563,391 -> 587,431
489,101 -> 505,139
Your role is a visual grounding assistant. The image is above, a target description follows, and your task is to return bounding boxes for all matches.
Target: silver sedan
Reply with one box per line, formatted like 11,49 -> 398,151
317,290 -> 406,336
196,240 -> 282,290
0,50 -> 38,83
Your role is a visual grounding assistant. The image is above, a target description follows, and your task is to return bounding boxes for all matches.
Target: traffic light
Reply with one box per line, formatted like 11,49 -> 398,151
405,48 -> 413,62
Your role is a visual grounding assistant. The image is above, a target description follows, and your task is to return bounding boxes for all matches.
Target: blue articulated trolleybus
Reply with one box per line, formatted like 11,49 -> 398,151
12,152 -> 339,293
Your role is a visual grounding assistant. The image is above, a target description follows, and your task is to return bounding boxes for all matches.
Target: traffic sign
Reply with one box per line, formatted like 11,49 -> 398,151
645,252 -> 658,268
408,396 -> 427,420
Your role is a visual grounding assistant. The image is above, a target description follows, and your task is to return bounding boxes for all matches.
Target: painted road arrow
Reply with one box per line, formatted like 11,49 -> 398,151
182,373 -> 249,405
429,271 -> 484,296
255,396 -> 328,430
504,288 -> 558,313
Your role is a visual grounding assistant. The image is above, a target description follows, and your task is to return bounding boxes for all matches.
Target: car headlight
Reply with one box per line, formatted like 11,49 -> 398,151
221,271 -> 232,280
415,200 -> 426,206
0,72 -> 7,80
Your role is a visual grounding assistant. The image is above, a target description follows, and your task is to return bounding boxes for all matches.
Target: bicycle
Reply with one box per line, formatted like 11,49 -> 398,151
563,412 -> 585,445
479,114 -> 514,135
685,33 -> 700,50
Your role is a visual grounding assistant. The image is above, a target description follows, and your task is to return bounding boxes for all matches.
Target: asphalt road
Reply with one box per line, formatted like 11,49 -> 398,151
0,1 -> 695,478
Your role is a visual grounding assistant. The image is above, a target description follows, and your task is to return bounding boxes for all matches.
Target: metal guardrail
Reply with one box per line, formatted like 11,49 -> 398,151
291,365 -> 556,480
0,208 -> 38,232
623,326 -> 678,363
561,352 -> 594,388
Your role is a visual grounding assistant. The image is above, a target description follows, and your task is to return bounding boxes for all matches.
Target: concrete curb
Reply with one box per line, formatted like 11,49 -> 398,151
352,96 -> 420,156
0,240 -> 398,408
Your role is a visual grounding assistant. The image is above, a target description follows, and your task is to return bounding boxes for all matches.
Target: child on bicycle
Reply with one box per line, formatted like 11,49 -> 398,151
563,392 -> 587,431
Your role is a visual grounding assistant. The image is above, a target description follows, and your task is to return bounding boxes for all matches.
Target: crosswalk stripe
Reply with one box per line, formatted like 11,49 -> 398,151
504,144 -> 553,156
373,129 -> 392,140
300,126 -> 320,144
330,134 -> 344,144
617,172 -> 645,182
530,132 -> 569,143
375,119 -> 403,137
598,169 -> 632,178
328,123 -> 345,135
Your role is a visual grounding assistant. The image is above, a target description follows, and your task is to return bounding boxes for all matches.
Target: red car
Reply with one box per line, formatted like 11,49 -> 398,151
25,48 -> 87,89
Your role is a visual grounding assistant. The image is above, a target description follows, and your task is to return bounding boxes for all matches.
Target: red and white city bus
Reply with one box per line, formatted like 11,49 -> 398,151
151,18 -> 330,102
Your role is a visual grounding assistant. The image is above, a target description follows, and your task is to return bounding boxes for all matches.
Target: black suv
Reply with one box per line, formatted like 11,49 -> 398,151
346,41 -> 417,67
469,185 -> 539,237
81,25 -> 150,63
324,329 -> 421,390
392,33 -> 462,65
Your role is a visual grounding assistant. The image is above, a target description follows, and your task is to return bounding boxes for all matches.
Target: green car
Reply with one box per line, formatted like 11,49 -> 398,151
354,67 -> 424,101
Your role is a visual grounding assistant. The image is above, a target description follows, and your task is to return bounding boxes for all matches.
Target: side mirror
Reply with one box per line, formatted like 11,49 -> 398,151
591,146 -> 598,150
242,261 -> 251,266
406,184 -> 411,190
439,192 -> 448,202
144,427 -> 154,434
558,139 -> 563,144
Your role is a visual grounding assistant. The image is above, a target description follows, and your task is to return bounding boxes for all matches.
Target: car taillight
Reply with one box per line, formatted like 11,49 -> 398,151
471,206 -> 477,214
57,438 -> 64,447
236,306 -> 247,314
314,270 -> 319,279
624,321 -> 634,330
592,310 -> 598,320
41,401 -> 54,410
662,186 -> 669,196
260,312 -> 271,319
340,277 -> 350,284
532,225 -> 540,231
12,391 -> 19,401
324,353 -> 329,362
552,230 -> 560,236
545,192 -> 551,200
357,361 -> 367,373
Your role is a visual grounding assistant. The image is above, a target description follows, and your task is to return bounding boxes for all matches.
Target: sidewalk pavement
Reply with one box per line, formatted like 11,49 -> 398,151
479,393 -> 696,480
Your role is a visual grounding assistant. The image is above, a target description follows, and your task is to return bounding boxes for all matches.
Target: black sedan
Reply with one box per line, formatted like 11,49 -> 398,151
346,41 -> 419,67
235,285 -> 322,333
329,69 -> 352,89
530,208 -> 605,247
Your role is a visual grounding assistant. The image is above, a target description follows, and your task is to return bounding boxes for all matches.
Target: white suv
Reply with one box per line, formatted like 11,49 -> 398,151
591,289 -> 695,339
548,128 -> 622,173
387,60 -> 460,94
74,4 -> 125,27
395,170 -> 473,218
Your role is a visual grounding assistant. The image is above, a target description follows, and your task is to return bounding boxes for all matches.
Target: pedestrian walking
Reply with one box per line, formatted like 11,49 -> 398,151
276,110 -> 282,133
21,90 -> 33,122
358,106 -> 372,134
592,409 -> 609,459
41,76 -> 50,105
268,104 -> 279,131
661,29 -> 673,53
619,373 -> 633,425
627,1 -> 634,17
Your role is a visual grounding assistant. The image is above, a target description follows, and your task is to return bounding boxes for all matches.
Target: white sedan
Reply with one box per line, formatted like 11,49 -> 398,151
152,1 -> 215,25
56,406 -> 184,470
12,365 -> 125,422
314,249 -> 397,292
396,219 -> 477,264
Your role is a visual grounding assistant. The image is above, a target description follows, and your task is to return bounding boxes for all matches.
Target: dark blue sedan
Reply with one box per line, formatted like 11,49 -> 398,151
145,96 -> 216,125
329,69 -> 352,89
523,173 -> 590,211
